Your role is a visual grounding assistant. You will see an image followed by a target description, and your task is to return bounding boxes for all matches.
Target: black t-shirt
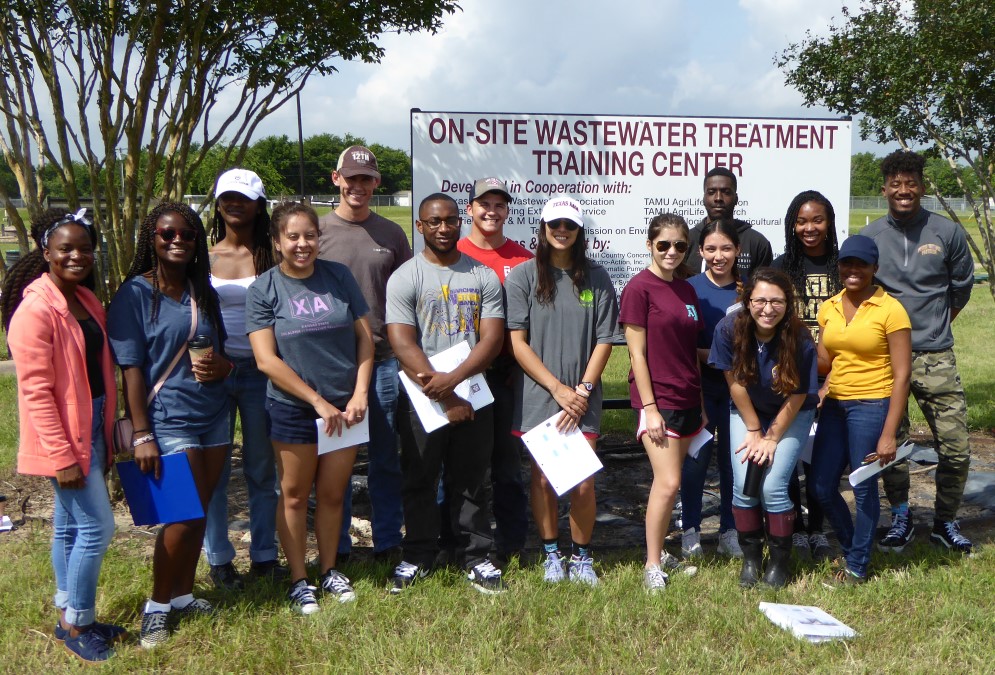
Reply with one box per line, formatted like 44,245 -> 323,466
78,315 -> 105,399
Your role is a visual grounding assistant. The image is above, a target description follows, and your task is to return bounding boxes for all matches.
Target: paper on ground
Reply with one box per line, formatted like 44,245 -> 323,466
759,602 -> 856,643
399,340 -> 494,433
0,515 -> 12,532
521,412 -> 603,496
848,441 -> 914,487
688,427 -> 712,460
317,415 -> 370,455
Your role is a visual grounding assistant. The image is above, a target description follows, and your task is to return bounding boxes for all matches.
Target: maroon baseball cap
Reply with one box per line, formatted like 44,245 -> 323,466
336,145 -> 381,179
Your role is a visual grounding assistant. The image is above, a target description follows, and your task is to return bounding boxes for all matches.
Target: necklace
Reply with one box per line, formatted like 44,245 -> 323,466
755,337 -> 765,355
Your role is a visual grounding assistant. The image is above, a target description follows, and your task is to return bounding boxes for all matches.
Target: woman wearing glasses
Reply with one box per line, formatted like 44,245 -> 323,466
6,209 -> 124,662
708,268 -> 819,588
108,203 -> 233,647
619,213 -> 704,593
505,196 -> 618,586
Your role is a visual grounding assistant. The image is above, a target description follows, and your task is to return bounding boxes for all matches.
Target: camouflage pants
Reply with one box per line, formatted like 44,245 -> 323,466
882,349 -> 971,521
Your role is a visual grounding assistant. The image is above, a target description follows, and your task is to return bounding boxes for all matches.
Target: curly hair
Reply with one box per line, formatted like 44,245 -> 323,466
730,267 -> 810,396
125,202 -> 220,329
535,218 -> 588,306
780,191 -> 841,307
1,207 -> 93,332
647,212 -> 693,280
210,195 -> 276,276
880,150 -> 925,180
698,218 -> 744,296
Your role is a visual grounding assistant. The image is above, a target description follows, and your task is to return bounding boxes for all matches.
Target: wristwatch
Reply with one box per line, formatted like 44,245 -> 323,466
578,381 -> 594,392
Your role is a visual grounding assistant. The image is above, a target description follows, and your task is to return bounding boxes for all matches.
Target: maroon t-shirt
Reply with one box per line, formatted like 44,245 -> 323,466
618,268 -> 703,410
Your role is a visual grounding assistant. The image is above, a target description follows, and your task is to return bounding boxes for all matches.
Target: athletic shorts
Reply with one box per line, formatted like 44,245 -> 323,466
636,406 -> 703,442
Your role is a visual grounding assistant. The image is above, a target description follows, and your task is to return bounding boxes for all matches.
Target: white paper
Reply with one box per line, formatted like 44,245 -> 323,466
848,441 -> 914,487
759,602 -> 857,643
398,341 -> 494,433
316,415 -> 370,455
799,421 -> 818,464
0,515 -> 12,532
521,413 -> 604,496
688,428 -> 713,460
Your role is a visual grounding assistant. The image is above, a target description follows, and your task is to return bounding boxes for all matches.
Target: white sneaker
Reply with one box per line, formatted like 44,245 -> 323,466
717,529 -> 744,558
681,528 -> 703,559
644,564 -> 668,593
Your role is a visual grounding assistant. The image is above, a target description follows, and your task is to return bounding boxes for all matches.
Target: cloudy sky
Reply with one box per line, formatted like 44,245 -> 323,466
251,0 -> 890,155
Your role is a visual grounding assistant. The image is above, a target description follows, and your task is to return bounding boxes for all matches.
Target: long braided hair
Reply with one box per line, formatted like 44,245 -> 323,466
1,208 -> 81,332
780,190 -> 841,307
730,267 -> 810,397
125,202 -> 221,330
210,196 -> 275,276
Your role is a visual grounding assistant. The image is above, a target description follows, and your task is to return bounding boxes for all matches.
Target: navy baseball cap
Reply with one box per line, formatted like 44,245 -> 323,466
838,235 -> 879,265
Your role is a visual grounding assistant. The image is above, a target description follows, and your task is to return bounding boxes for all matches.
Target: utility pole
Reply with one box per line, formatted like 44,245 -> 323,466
296,92 -> 306,203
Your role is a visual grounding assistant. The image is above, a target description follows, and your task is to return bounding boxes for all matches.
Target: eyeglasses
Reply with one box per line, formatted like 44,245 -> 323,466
749,298 -> 787,310
156,227 -> 198,242
420,216 -> 461,230
546,219 -> 580,232
655,240 -> 689,253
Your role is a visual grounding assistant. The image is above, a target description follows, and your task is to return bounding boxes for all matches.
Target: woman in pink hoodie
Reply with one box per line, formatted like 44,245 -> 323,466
4,209 -> 122,663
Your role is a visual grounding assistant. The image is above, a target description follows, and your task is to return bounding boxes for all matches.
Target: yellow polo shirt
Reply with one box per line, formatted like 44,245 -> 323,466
818,286 -> 911,400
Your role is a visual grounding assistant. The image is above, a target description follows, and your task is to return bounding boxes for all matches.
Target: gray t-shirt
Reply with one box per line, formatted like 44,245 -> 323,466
504,260 -> 619,434
318,210 -> 412,361
385,253 -> 504,357
245,260 -> 369,408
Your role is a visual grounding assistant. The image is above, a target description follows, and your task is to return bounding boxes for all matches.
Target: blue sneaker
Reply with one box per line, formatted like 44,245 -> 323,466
55,621 -> 127,644
64,629 -> 114,662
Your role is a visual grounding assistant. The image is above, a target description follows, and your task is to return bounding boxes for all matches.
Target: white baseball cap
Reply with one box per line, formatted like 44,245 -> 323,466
540,196 -> 584,228
215,169 -> 266,200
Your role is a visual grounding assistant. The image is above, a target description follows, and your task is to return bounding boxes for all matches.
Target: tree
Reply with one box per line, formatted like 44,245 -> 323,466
850,152 -> 881,196
778,0 -> 995,302
0,0 -> 458,293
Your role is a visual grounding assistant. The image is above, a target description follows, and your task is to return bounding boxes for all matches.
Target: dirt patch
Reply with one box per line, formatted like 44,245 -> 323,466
3,430 -> 994,558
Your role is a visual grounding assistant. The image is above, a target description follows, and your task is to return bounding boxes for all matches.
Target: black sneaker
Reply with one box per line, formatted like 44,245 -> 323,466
64,629 -> 114,662
930,519 -> 973,554
288,579 -> 320,615
209,562 -> 244,591
249,559 -> 290,581
139,610 -> 170,649
389,561 -> 428,594
320,568 -> 357,603
878,511 -> 915,553
171,598 -> 214,621
467,560 -> 507,595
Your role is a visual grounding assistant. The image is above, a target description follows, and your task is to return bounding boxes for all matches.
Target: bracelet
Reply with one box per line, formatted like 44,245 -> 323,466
642,401 -> 657,408
746,427 -> 761,432
132,433 -> 155,448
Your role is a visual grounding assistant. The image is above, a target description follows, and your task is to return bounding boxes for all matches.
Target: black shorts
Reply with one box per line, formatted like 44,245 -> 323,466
637,406 -> 704,440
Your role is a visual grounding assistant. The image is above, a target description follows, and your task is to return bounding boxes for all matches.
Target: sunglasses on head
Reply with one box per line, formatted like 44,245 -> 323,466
156,227 -> 198,243
655,239 -> 689,253
546,219 -> 579,232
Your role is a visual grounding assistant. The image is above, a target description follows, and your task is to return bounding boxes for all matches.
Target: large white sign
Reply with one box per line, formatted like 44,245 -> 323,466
411,110 -> 851,295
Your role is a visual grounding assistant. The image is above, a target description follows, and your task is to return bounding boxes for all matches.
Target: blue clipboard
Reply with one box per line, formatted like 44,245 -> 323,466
116,454 -> 204,526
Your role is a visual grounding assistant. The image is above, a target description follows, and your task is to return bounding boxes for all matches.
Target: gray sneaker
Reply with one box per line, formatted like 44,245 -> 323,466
542,551 -> 567,583
809,531 -> 834,562
644,564 -> 668,593
661,550 -> 698,577
567,554 -> 599,586
681,528 -> 703,559
793,532 -> 812,561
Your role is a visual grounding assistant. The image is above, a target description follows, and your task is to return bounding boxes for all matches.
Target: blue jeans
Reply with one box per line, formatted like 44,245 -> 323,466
730,408 -> 816,513
681,391 -> 735,533
810,397 -> 887,577
204,356 -> 279,565
339,357 -> 403,554
51,396 -> 115,626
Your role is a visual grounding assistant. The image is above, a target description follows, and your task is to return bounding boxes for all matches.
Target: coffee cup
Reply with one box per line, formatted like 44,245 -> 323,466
188,335 -> 213,362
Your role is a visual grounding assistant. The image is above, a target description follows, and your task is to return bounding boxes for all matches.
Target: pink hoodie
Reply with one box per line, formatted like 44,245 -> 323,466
9,274 -> 117,477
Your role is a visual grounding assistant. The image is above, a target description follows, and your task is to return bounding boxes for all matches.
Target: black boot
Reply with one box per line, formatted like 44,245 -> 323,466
738,529 -> 765,588
762,510 -> 796,588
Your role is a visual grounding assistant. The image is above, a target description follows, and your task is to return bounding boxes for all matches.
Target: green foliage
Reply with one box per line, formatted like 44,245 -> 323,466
850,152 -> 881,196
779,0 -> 995,302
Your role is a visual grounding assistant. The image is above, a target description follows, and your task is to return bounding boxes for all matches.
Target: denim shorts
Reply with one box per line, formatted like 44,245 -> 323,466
157,421 -> 231,455
266,398 -> 323,445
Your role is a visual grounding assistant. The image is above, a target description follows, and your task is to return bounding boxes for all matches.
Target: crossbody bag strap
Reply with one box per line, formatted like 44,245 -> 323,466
145,281 -> 198,405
